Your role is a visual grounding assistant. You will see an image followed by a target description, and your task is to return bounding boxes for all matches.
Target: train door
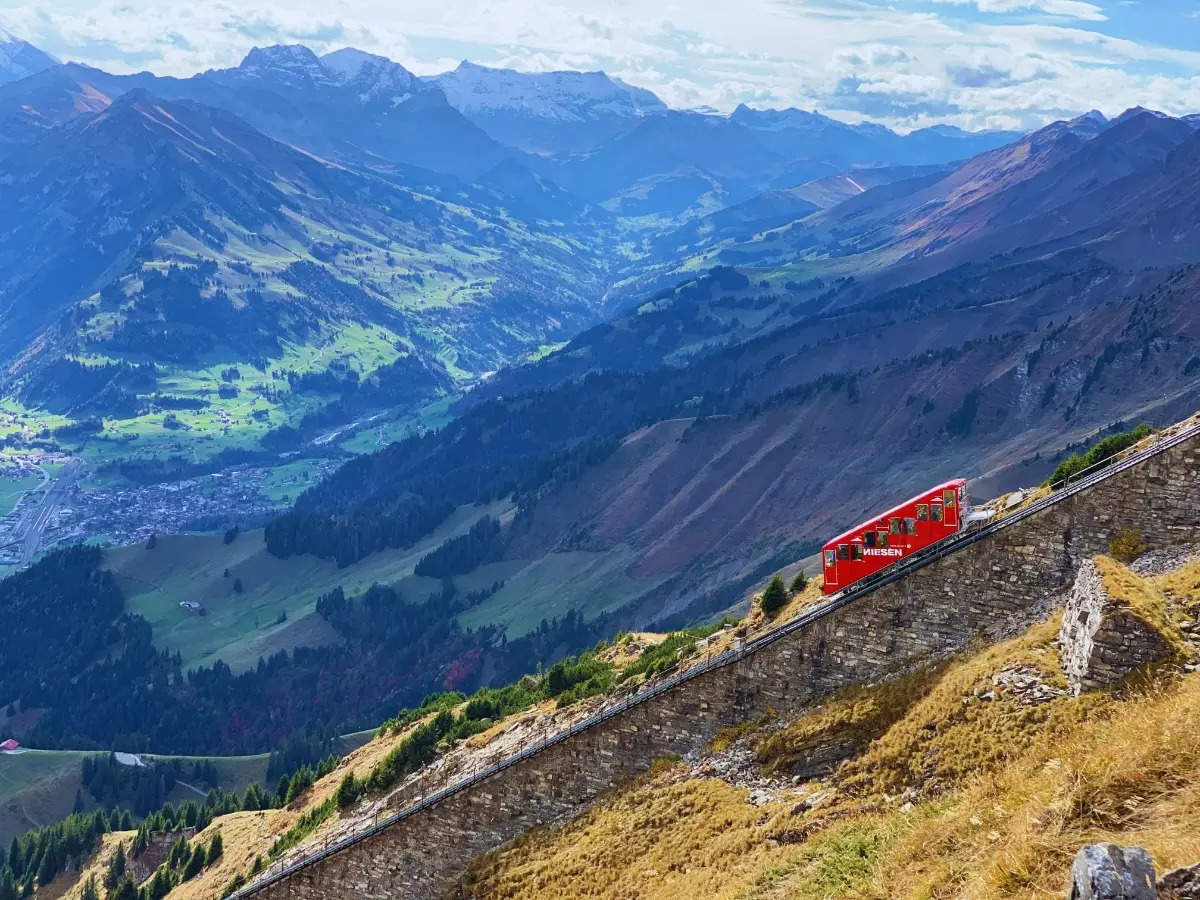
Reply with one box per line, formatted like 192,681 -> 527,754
823,547 -> 837,587
943,488 -> 958,527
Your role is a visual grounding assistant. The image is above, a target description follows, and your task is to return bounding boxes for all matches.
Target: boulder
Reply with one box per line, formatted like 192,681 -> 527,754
1067,844 -> 1157,899
1159,862 -> 1200,899
1059,559 -> 1172,695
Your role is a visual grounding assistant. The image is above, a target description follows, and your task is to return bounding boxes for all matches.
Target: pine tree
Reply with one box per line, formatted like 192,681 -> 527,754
7,839 -> 21,881
760,575 -> 788,616
79,874 -> 99,900
73,788 -> 86,814
131,826 -> 148,857
206,832 -> 222,865
104,844 -> 126,889
108,876 -> 138,900
181,845 -> 205,880
789,571 -> 808,594
335,773 -> 360,809
0,869 -> 17,900
146,868 -> 172,900
167,835 -> 189,870
35,834 -> 60,885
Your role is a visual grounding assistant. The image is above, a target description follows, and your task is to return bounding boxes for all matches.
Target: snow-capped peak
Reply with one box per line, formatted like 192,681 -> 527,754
0,25 -> 60,85
319,48 -> 424,106
238,44 -> 333,84
429,60 -> 666,122
320,47 -> 382,81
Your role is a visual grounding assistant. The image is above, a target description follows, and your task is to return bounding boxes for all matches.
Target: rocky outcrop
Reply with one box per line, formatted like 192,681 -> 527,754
1159,862 -> 1200,900
1068,844 -> 1157,899
1059,559 -> 1172,695
1066,846 -> 1200,899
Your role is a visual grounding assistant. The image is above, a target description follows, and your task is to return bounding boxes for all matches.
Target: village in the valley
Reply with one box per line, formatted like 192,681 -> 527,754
0,451 -> 334,569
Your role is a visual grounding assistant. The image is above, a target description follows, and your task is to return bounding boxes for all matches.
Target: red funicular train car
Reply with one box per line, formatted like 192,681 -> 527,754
821,479 -> 967,594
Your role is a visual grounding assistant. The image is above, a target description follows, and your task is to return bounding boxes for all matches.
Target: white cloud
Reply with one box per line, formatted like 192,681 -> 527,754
935,0 -> 1108,21
1,0 -> 1198,132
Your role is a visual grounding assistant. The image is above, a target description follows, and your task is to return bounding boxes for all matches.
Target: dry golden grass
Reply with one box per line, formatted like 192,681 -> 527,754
603,633 -> 669,670
1094,556 -> 1192,658
53,830 -> 135,900
755,665 -> 946,777
868,672 -> 1200,899
743,579 -> 826,635
464,771 -> 818,900
468,586 -> 1200,900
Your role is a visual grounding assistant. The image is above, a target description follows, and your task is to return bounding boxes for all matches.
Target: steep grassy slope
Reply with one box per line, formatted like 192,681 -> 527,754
466,562 -> 1200,899
105,501 -> 512,671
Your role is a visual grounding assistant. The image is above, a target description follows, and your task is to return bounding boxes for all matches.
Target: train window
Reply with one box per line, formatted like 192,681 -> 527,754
931,505 -> 943,522
889,517 -> 901,534
850,544 -> 863,561
864,531 -> 877,548
904,517 -> 917,534
824,549 -> 835,567
877,531 -> 889,548
917,504 -> 929,520
837,544 -> 850,560
944,489 -> 956,508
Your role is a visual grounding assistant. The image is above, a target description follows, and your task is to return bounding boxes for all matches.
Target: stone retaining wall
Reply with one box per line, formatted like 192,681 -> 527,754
247,434 -> 1200,899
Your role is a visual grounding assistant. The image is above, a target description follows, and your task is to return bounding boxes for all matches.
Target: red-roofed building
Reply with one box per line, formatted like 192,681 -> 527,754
1,739 -> 20,751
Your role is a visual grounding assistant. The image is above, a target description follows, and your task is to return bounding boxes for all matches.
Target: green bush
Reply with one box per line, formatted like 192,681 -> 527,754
1045,424 -> 1152,489
790,572 -> 808,594
1108,528 -> 1146,564
760,575 -> 789,616
335,773 -> 361,809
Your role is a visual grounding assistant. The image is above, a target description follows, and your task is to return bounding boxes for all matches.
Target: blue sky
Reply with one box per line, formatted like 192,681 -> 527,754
3,0 -> 1199,130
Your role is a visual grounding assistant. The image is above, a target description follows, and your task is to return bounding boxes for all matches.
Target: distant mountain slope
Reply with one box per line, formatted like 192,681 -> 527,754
730,104 -> 1020,172
429,60 -> 666,154
280,239 -> 1200,628
0,47 -> 512,181
279,106 -> 1200,628
0,27 -> 57,85
0,90 -> 609,426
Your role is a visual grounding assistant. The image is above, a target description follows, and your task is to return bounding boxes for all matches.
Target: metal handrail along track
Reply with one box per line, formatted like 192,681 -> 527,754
231,420 -> 1200,898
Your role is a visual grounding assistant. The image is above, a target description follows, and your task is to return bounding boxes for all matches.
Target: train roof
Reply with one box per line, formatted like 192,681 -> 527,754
822,478 -> 967,549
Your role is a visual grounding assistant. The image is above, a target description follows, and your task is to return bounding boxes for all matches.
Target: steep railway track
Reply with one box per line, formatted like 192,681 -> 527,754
233,419 -> 1200,898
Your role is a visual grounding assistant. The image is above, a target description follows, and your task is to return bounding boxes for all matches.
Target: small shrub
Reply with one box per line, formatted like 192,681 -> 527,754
790,572 -> 808,595
335,773 -> 361,809
1108,528 -> 1146,564
760,575 -> 789,616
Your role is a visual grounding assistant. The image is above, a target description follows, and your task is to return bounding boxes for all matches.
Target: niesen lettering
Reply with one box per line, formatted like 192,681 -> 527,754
864,548 -> 903,557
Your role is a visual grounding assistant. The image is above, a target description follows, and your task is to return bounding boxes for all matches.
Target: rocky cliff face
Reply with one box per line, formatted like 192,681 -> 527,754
1059,558 -> 1176,695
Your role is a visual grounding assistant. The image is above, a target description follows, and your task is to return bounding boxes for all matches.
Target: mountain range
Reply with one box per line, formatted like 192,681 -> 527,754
0,37 -> 1027,440
0,30 -> 1198,759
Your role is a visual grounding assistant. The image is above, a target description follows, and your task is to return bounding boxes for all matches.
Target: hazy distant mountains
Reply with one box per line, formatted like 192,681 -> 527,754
0,27 -> 56,85
0,40 -> 1023,221
430,60 -> 667,154
0,36 -> 1029,411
